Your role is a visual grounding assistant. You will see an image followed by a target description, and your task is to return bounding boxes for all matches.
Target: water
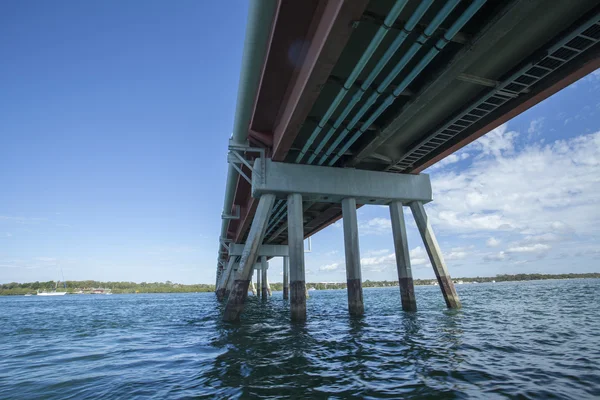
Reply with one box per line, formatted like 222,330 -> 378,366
1,279 -> 599,399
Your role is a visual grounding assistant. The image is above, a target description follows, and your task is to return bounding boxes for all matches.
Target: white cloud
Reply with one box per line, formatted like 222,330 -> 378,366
409,246 -> 430,266
483,251 -> 507,262
361,253 -> 395,268
358,217 -> 391,235
364,249 -> 390,256
415,123 -> 600,270
358,247 -> 433,270
429,152 -> 470,170
436,210 -> 511,231
486,237 -> 500,247
528,117 -> 544,137
506,244 -> 551,253
427,126 -> 600,240
319,263 -> 340,271
469,124 -> 518,158
520,233 -> 561,244
446,251 -> 467,260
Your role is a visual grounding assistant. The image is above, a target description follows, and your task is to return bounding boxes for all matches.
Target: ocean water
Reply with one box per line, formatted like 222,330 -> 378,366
0,279 -> 599,399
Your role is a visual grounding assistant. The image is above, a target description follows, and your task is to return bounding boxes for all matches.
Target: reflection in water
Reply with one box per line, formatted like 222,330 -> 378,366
1,280 -> 600,398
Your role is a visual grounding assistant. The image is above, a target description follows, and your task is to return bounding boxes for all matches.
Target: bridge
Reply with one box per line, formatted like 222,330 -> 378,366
215,0 -> 600,322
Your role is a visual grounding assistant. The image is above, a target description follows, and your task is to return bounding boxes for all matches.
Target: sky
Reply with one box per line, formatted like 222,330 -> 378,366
1,1 -> 599,284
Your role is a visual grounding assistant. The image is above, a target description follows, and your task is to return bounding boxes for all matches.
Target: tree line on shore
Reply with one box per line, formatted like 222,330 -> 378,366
0,280 -> 214,296
1,273 -> 598,295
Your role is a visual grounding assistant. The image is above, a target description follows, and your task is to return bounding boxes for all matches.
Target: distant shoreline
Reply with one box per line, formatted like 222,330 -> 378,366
1,273 -> 599,296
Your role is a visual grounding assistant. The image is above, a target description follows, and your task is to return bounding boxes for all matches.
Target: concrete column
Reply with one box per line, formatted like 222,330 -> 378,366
390,201 -> 417,311
249,276 -> 257,296
342,197 -> 364,316
256,267 -> 262,299
410,201 -> 461,309
283,256 -> 289,300
216,257 -> 236,301
287,193 -> 306,321
225,264 -> 238,297
261,256 -> 268,299
216,265 -> 222,288
223,194 -> 276,322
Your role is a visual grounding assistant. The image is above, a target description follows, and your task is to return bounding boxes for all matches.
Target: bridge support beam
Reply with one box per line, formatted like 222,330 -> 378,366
223,194 -> 276,322
342,197 -> 364,317
390,201 -> 416,312
283,256 -> 289,300
253,158 -> 432,204
256,265 -> 262,299
249,273 -> 257,296
288,193 -> 306,321
229,244 -> 289,257
225,263 -> 238,298
216,266 -> 223,290
410,201 -> 461,309
261,256 -> 268,299
216,257 -> 236,301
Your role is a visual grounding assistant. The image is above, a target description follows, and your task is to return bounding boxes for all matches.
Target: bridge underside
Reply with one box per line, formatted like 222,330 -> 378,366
222,0 -> 600,255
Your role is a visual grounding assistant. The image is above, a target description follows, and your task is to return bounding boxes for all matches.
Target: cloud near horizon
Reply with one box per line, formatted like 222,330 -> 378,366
308,122 -> 600,281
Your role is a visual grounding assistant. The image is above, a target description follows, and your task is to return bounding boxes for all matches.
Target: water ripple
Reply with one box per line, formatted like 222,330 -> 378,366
1,280 -> 599,398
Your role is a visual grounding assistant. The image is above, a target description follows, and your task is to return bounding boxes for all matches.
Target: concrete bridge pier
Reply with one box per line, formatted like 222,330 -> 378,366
249,273 -> 257,296
390,201 -> 417,311
223,194 -> 276,322
410,201 -> 461,309
226,242 -> 289,301
225,263 -> 238,298
342,197 -> 364,317
261,256 -> 269,299
216,257 -> 236,301
288,193 -> 306,321
256,265 -> 262,299
283,256 -> 289,300
222,158 -> 462,319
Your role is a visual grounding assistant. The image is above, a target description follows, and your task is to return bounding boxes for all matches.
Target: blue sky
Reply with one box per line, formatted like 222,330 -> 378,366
1,2 -> 599,284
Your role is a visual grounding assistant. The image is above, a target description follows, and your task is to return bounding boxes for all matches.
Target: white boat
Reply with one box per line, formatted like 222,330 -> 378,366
38,269 -> 68,296
24,293 -> 32,296
37,291 -> 67,296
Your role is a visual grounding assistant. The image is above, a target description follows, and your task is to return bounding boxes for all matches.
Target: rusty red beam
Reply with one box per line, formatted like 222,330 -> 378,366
232,0 -> 368,243
272,0 -> 369,161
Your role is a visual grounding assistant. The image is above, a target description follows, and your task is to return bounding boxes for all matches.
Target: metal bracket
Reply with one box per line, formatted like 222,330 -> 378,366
221,205 -> 241,220
219,237 -> 232,252
228,140 -> 266,185
305,236 -> 312,253
456,73 -> 499,88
